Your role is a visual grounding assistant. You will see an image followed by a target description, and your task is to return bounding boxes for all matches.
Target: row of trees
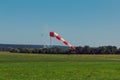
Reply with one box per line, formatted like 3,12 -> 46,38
0,45 -> 120,54
9,47 -> 68,54
76,46 -> 120,54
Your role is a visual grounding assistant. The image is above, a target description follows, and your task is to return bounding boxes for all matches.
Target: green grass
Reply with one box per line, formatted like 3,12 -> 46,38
0,52 -> 120,80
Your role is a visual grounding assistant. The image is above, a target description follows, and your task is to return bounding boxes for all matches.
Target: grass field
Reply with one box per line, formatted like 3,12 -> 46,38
0,52 -> 120,80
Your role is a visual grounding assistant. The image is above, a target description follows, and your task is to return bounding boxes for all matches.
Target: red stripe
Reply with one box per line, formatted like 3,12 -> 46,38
70,46 -> 76,50
56,35 -> 61,40
63,41 -> 68,45
50,32 -> 55,37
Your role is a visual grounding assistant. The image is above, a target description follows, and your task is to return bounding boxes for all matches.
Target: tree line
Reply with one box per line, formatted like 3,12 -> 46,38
0,45 -> 120,54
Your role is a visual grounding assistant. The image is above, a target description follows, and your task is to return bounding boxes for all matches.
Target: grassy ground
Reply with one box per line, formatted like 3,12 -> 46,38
0,52 -> 120,80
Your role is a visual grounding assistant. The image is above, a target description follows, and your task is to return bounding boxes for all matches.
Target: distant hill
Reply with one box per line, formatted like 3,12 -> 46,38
0,44 -> 44,49
0,44 -> 69,49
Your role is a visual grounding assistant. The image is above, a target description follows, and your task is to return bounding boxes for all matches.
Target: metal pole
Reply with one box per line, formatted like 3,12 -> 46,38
50,37 -> 52,48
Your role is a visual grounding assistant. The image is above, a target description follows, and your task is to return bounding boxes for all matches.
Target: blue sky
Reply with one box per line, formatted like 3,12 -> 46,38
0,0 -> 120,47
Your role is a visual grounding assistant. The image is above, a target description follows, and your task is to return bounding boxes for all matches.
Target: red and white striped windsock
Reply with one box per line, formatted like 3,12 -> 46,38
50,32 -> 76,50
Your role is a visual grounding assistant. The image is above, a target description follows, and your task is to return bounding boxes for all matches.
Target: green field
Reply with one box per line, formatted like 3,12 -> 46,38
0,52 -> 120,80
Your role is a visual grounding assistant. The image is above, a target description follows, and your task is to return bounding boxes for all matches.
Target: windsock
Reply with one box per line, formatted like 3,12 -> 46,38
50,32 -> 76,50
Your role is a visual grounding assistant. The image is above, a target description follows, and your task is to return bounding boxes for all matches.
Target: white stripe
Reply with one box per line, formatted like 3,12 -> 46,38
68,43 -> 72,47
61,38 -> 65,42
54,32 -> 59,37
